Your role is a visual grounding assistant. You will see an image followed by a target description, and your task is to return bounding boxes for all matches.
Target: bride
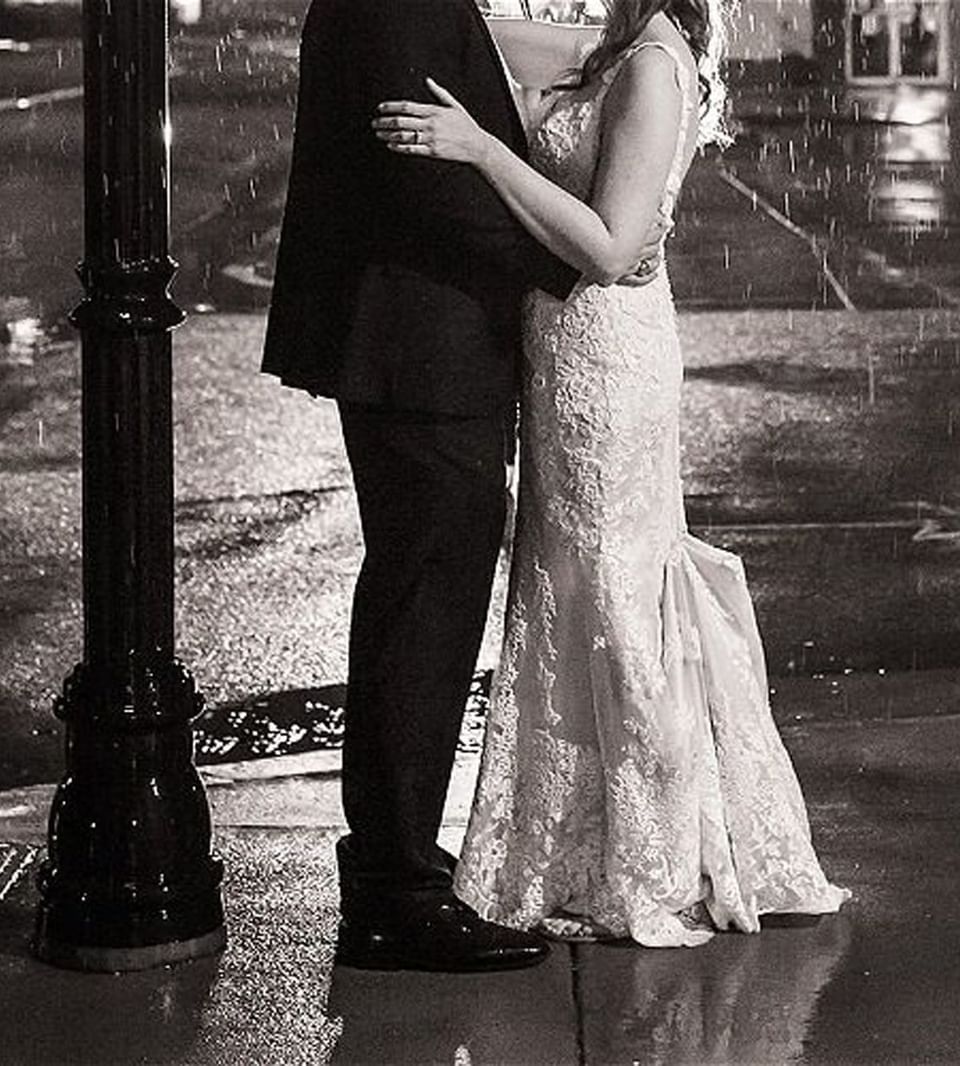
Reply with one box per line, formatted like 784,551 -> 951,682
374,0 -> 850,947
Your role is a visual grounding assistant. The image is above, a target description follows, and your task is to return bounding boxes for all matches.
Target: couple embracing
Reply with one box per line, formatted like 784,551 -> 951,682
262,0 -> 849,972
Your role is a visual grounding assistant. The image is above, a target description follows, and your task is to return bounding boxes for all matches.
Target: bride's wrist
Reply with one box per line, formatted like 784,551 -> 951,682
476,131 -> 506,175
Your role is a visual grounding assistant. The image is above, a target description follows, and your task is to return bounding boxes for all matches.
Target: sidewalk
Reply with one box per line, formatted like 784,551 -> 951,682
2,702 -> 960,1065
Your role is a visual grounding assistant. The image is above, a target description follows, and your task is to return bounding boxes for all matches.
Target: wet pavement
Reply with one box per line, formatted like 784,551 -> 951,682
3,307 -> 960,789
2,705 -> 959,1064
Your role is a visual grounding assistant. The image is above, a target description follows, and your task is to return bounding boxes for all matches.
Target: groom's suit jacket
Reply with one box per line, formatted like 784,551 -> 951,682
261,0 -> 578,415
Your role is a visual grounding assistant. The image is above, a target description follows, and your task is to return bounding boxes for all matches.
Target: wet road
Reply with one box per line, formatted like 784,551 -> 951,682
721,112 -> 960,310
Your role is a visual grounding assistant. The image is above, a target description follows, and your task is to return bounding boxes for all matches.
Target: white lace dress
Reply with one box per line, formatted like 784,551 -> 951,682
453,39 -> 850,947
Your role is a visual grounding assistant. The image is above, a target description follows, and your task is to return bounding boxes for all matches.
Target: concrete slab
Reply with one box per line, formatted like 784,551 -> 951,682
204,750 -> 480,832
206,771 -> 345,830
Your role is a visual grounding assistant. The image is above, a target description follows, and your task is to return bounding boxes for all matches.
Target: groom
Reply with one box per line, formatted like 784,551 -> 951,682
263,0 -> 658,971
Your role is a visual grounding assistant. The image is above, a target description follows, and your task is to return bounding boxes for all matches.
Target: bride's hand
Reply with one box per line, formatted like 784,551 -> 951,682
373,78 -> 494,167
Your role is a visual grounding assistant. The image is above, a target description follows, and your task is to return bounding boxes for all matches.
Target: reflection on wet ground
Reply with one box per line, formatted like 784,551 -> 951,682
325,922 -> 861,1065
0,834 -> 341,1066
327,944 -> 579,1065
577,917 -> 853,1065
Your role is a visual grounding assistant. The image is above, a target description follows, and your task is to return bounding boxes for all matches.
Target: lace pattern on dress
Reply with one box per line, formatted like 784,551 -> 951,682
454,36 -> 850,948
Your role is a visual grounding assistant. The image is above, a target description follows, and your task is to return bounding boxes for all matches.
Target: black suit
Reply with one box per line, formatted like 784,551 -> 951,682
262,0 -> 577,904
262,0 -> 576,412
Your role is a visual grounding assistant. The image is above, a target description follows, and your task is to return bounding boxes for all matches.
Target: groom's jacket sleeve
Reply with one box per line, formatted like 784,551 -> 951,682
332,0 -> 578,301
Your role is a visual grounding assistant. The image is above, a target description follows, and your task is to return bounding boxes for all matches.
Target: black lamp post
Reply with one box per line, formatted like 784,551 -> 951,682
33,0 -> 226,971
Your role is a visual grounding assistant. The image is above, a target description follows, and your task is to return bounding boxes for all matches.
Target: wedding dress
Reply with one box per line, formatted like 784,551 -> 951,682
453,38 -> 850,947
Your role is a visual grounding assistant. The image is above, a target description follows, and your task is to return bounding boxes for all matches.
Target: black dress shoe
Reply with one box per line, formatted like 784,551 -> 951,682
335,895 -> 550,973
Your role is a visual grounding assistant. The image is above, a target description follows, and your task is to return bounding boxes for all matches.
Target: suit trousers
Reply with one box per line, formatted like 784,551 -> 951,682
337,402 -> 509,910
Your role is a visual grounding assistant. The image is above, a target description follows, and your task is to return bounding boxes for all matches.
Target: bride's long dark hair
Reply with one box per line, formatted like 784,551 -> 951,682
572,0 -> 730,145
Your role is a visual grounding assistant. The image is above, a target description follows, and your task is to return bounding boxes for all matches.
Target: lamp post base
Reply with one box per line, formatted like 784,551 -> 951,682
34,662 -> 226,973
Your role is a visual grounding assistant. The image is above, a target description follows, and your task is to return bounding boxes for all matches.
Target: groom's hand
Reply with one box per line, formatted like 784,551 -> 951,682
615,215 -> 672,287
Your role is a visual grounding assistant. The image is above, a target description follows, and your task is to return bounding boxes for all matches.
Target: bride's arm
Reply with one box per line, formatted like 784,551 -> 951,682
486,17 -> 600,88
373,48 -> 682,285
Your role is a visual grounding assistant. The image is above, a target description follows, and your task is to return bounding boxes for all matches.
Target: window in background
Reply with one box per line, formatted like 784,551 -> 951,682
847,0 -> 949,82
